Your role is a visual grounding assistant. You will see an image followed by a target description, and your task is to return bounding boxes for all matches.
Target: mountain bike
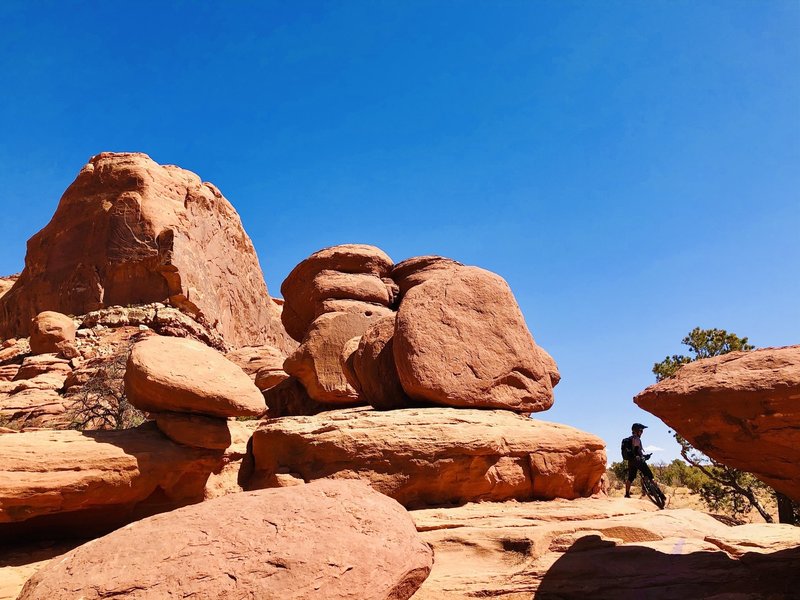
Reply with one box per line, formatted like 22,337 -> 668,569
641,473 -> 666,510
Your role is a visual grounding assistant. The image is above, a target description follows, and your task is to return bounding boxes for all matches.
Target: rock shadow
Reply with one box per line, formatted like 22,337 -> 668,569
534,534 -> 800,599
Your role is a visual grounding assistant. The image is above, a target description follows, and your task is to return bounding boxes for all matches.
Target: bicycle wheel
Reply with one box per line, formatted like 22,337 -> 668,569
642,476 -> 665,509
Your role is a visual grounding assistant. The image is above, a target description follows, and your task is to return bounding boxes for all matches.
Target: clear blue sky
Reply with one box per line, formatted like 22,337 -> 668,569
1,1 -> 798,462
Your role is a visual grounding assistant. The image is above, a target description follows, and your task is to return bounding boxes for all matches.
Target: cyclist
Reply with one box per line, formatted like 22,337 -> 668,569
624,423 -> 659,499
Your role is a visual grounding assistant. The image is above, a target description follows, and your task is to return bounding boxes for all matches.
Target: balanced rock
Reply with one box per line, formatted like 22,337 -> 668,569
635,345 -> 800,501
283,309 -> 391,404
225,344 -> 288,390
18,480 -> 433,600
0,152 -> 292,351
29,312 -> 77,358
394,266 -> 558,412
125,336 -> 265,417
352,315 -> 413,410
250,407 -> 606,508
281,244 -> 394,341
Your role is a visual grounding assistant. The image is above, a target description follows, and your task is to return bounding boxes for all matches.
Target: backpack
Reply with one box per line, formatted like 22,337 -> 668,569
621,436 -> 634,461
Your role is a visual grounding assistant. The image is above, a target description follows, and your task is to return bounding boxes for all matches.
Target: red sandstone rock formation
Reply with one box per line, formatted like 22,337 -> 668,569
17,480 -> 433,600
634,345 -> 800,501
125,335 -> 266,417
0,423 -> 225,537
250,407 -> 606,507
394,266 -> 558,412
281,244 -> 395,341
29,312 -> 77,358
411,497 -> 800,598
0,275 -> 17,301
0,152 -> 292,352
283,309 -> 390,404
350,315 -> 414,410
389,255 -> 463,301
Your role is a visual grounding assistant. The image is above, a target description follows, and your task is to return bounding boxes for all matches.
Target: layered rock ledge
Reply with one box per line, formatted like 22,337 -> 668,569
250,407 -> 606,507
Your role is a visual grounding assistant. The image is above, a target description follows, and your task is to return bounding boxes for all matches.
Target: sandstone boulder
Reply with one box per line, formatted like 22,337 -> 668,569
125,336 -> 265,417
18,480 -> 433,600
352,315 -> 413,410
29,312 -> 77,358
0,423 -> 224,537
281,244 -> 394,341
634,345 -> 800,501
283,310 -> 391,404
250,407 -> 606,507
390,255 -> 463,300
394,266 -> 557,412
0,152 -> 292,351
154,412 -> 233,450
262,377 -> 356,418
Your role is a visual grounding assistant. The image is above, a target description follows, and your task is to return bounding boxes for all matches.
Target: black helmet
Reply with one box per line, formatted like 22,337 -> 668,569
632,423 -> 648,432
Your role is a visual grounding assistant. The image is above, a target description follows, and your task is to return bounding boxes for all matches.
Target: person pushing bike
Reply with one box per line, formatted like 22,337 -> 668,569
624,423 -> 655,498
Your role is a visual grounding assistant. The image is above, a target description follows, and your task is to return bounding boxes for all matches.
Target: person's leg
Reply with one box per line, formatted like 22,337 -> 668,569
625,461 -> 637,497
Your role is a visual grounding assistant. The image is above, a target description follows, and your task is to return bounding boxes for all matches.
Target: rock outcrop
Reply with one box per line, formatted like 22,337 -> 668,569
0,275 -> 17,300
125,335 -> 266,417
0,152 -> 292,351
394,266 -> 558,412
18,480 -> 433,600
634,345 -> 800,501
0,423 -> 225,537
283,309 -> 391,404
351,315 -> 413,410
390,255 -> 462,301
29,312 -> 77,358
280,244 -> 395,341
225,344 -> 287,391
250,407 -> 606,507
411,497 -> 800,598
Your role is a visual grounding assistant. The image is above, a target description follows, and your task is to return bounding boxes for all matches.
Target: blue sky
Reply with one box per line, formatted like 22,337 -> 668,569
1,1 -> 798,462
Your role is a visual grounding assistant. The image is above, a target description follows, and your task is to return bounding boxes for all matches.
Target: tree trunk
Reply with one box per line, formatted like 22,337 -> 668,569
776,491 -> 797,525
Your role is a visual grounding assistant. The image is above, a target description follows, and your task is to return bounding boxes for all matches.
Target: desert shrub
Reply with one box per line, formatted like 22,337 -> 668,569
67,350 -> 145,430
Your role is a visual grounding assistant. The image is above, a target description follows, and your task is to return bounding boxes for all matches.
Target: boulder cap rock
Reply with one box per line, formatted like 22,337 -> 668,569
394,266 -> 557,412
280,244 -> 394,341
635,345 -> 800,501
154,412 -> 233,450
17,480 -> 433,600
390,255 -> 463,299
125,335 -> 266,417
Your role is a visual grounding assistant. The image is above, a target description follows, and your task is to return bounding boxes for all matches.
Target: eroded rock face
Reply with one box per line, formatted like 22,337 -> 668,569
352,315 -> 413,410
283,310 -> 391,404
225,344 -> 288,391
390,255 -> 463,301
394,266 -> 558,412
0,275 -> 17,301
411,498 -> 800,599
0,423 -> 224,537
18,480 -> 433,600
281,244 -> 394,341
125,336 -> 265,417
250,407 -> 606,507
29,312 -> 77,357
634,345 -> 800,501
0,152 -> 292,351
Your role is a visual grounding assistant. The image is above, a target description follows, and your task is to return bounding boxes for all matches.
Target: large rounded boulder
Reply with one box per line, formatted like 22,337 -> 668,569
281,244 -> 394,341
125,335 -> 265,417
393,266 -> 558,412
17,480 -> 433,600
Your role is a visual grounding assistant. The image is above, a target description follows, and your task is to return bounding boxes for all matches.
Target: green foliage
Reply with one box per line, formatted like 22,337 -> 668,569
652,327 -> 754,382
